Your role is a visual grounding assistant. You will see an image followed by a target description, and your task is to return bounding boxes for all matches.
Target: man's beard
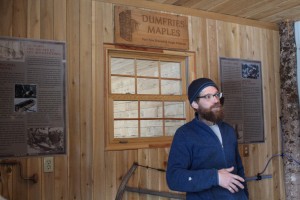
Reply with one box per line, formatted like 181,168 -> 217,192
198,103 -> 224,123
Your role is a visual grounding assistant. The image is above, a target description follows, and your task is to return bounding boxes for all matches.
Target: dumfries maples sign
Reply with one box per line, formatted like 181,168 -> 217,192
114,6 -> 189,50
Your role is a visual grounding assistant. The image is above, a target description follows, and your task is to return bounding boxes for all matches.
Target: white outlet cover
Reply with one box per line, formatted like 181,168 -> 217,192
43,157 -> 54,172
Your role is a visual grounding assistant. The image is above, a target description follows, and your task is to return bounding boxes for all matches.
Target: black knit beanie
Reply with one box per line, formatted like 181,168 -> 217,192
188,78 -> 218,104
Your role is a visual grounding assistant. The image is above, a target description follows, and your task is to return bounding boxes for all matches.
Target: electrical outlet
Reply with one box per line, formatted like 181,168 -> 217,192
243,145 -> 249,157
43,157 -> 54,172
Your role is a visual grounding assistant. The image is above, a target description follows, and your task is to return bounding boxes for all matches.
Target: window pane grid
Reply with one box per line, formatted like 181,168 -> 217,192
113,100 -> 185,138
110,53 -> 186,140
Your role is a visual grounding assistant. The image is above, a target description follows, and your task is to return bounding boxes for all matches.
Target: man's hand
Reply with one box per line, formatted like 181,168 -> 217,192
218,167 -> 245,193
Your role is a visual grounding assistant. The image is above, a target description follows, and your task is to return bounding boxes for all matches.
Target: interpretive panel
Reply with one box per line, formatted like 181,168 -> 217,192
220,57 -> 264,143
0,37 -> 67,157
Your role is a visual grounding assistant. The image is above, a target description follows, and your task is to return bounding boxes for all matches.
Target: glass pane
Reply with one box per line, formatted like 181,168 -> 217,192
137,78 -> 159,94
165,120 -> 185,136
140,101 -> 163,118
114,120 -> 138,138
137,60 -> 158,77
114,101 -> 138,118
164,101 -> 186,118
111,57 -> 135,75
111,76 -> 135,94
160,62 -> 181,78
140,120 -> 163,137
161,80 -> 182,95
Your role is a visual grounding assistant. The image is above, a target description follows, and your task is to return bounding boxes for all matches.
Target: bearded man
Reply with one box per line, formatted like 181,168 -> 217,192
166,78 -> 248,200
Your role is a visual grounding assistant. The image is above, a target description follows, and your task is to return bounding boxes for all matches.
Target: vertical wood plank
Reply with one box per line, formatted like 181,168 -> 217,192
11,1 -> 28,198
259,28 -> 273,200
102,3 -> 114,43
116,151 -> 129,199
158,148 -> 170,200
11,159 -> 28,200
53,0 -> 68,200
54,0 -> 66,40
27,158 -> 42,200
190,17 -> 208,78
92,1 -> 106,200
27,0 -> 40,38
271,30 -> 286,200
26,1 -> 42,200
12,0 -> 27,37
39,1 -> 55,199
0,166 -> 12,199
148,149 -> 159,192
105,151 -> 117,200
138,149 -> 149,200
66,0 -> 81,199
206,19 -> 219,82
126,150 -> 139,200
0,0 -> 13,36
79,0 -> 93,199
40,0 -> 53,39
217,20 -> 226,57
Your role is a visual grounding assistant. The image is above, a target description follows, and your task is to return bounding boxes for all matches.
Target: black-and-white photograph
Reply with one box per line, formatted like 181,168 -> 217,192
241,63 -> 260,79
27,127 -> 64,154
14,84 -> 37,112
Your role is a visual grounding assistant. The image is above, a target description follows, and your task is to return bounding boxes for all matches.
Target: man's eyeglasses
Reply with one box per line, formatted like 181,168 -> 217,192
196,92 -> 223,101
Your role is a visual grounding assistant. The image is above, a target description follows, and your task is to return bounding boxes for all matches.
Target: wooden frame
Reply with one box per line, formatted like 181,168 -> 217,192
104,44 -> 195,150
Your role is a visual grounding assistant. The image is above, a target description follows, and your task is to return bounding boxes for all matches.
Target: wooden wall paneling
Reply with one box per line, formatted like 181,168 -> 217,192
23,1 -> 43,200
248,28 -> 262,198
271,30 -> 286,200
189,17 -> 208,78
238,25 -> 252,193
255,30 -> 270,200
251,26 -> 262,60
216,20 -> 226,58
6,165 -> 12,200
27,0 -> 40,38
53,0 -> 68,199
11,1 -> 28,199
92,1 -> 106,200
239,26 -> 252,59
126,150 -> 139,200
206,19 -> 219,83
158,148 -> 170,200
148,149 -> 159,193
105,151 -> 117,200
40,1 -> 55,200
27,157 -> 42,200
116,151 -> 128,199
12,0 -> 27,37
0,0 -> 13,36
40,0 -> 53,39
102,3 -> 114,43
225,23 -> 240,58
249,28 -> 269,200
248,144 -> 261,199
246,28 -> 262,200
0,166 -> 12,199
138,149 -> 149,200
11,158 -> 27,199
262,29 -> 276,200
53,0 -> 66,40
158,148 -> 168,188
66,0 -> 81,199
79,0 -> 93,199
